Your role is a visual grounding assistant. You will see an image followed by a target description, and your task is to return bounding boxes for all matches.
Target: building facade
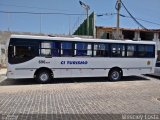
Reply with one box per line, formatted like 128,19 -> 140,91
96,26 -> 160,60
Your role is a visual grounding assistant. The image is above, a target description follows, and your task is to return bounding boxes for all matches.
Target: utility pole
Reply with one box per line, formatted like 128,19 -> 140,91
68,15 -> 71,36
86,8 -> 89,36
116,0 -> 121,39
7,13 -> 10,31
40,14 -> 42,34
93,12 -> 96,38
79,1 -> 90,36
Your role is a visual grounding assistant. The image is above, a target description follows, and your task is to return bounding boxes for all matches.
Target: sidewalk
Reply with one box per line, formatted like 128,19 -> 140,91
0,68 -> 7,83
0,68 -> 7,75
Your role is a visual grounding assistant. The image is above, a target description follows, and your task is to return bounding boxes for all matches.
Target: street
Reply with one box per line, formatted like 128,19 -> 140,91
0,75 -> 160,120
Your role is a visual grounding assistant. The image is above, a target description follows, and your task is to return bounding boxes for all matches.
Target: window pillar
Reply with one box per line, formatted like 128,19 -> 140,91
153,33 -> 160,50
133,31 -> 141,41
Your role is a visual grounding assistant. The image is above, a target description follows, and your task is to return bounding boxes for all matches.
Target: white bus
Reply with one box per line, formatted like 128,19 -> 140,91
7,35 -> 157,83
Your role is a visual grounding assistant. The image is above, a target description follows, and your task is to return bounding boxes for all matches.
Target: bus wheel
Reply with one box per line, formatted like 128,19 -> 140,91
36,70 -> 52,83
108,69 -> 122,81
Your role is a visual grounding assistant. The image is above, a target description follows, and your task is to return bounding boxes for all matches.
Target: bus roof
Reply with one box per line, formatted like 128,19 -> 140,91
10,34 -> 156,45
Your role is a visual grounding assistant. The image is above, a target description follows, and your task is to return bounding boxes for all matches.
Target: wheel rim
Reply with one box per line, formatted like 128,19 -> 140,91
40,73 -> 49,82
111,71 -> 120,80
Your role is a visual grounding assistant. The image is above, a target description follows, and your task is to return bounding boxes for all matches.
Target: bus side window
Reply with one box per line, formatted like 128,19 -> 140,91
61,42 -> 73,57
40,42 -> 52,56
137,45 -> 146,57
111,44 -> 125,57
137,45 -> 155,58
93,43 -> 108,57
52,42 -> 60,57
127,45 -> 136,57
74,42 -> 92,56
146,45 -> 155,58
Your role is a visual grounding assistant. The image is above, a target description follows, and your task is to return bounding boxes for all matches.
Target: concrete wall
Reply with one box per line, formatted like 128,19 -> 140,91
0,44 -> 6,67
0,31 -> 49,44
0,31 -> 47,67
0,31 -> 10,67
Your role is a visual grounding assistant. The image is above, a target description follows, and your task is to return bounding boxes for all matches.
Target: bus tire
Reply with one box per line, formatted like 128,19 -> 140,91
36,70 -> 52,83
108,68 -> 122,81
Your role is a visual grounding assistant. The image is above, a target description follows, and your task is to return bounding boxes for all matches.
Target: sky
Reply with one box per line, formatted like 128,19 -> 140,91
0,0 -> 160,35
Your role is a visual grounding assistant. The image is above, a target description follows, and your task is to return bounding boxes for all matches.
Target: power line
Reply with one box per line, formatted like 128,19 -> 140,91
97,13 -> 116,17
120,0 -> 148,30
97,13 -> 160,26
120,14 -> 160,26
1,10 -> 160,27
0,10 -> 85,16
0,3 -> 71,12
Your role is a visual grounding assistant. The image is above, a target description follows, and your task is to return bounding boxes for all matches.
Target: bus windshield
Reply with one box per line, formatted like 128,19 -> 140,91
8,38 -> 39,64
